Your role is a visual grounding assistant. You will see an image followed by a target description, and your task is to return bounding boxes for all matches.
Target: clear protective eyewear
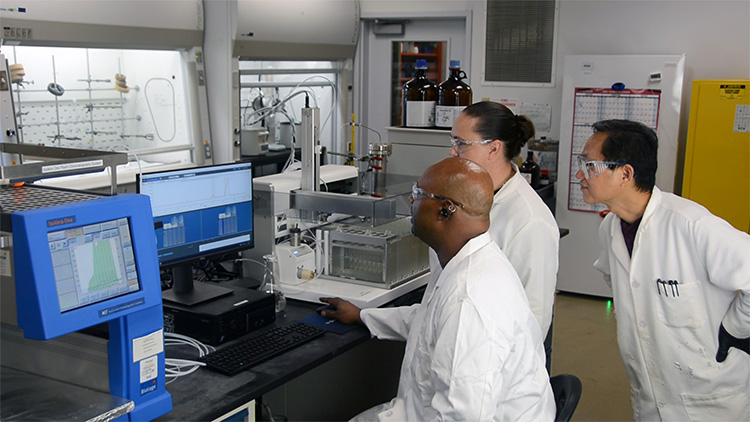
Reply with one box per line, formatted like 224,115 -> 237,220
411,182 -> 464,208
449,136 -> 494,153
576,155 -> 626,180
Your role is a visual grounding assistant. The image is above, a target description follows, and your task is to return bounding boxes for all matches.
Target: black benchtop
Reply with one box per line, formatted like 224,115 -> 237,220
158,299 -> 371,421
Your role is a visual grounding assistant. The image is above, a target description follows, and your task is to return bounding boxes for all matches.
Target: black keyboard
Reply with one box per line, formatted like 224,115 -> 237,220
198,321 -> 326,376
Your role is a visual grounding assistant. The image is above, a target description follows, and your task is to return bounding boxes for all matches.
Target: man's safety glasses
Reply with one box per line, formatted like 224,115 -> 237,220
576,155 -> 626,180
411,183 -> 464,208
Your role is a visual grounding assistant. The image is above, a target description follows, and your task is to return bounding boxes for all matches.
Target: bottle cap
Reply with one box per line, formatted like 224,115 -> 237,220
415,59 -> 428,68
449,60 -> 461,69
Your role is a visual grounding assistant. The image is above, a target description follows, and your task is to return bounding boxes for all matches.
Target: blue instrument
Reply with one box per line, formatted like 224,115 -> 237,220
11,192 -> 172,421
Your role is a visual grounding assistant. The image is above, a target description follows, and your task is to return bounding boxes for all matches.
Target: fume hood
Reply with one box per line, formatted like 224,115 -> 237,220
1,0 -> 211,193
233,0 -> 360,60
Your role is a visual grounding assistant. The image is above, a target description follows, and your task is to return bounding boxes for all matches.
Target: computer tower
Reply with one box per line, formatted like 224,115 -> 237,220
162,287 -> 275,345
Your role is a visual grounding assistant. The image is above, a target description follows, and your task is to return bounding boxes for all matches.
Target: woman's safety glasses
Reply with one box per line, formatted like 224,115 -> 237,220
449,136 -> 494,154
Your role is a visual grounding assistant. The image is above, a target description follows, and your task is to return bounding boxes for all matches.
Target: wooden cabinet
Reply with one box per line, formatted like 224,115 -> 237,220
390,42 -> 445,126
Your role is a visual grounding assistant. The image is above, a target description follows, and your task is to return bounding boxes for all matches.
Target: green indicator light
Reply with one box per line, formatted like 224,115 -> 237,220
607,300 -> 612,310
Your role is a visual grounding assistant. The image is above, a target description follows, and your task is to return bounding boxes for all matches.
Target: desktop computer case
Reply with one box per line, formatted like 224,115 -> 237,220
163,288 -> 275,346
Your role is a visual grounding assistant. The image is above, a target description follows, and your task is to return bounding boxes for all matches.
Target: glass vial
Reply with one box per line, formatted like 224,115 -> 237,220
262,253 -> 286,313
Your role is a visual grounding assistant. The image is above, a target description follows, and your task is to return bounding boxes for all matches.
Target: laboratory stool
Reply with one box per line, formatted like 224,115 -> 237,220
550,374 -> 582,422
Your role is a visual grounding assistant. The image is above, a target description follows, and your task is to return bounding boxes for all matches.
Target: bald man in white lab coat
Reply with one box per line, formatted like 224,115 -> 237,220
577,119 -> 750,421
321,157 -> 554,421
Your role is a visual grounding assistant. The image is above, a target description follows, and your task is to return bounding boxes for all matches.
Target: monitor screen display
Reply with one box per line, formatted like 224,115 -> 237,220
48,217 -> 141,313
138,162 -> 254,266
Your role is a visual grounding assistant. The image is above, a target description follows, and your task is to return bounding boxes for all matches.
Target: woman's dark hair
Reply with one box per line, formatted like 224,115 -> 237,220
592,119 -> 658,193
461,101 -> 535,161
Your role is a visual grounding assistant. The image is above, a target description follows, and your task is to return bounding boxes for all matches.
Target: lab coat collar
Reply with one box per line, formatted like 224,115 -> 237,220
610,215 -> 631,271
494,163 -> 522,201
609,187 -> 662,270
427,232 -> 493,304
641,186 -> 662,225
441,232 -> 493,276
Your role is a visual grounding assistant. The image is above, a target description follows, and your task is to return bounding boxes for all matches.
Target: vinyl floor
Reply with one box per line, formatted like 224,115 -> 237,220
550,292 -> 634,421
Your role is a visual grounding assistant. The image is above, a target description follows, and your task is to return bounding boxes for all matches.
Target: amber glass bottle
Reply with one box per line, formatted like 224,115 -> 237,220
519,150 -> 541,189
402,59 -> 438,128
436,60 -> 472,129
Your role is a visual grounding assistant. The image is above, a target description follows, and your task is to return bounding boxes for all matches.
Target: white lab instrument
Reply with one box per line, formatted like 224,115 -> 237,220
319,217 -> 428,290
240,104 -> 428,308
241,128 -> 270,156
275,242 -> 316,286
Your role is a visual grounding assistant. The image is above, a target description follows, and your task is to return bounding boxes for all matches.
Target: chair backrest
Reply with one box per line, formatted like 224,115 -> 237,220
550,374 -> 582,422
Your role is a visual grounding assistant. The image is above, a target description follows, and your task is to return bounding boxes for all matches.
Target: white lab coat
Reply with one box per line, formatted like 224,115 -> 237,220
594,187 -> 750,421
426,165 -> 559,337
489,164 -> 559,336
360,233 -> 555,421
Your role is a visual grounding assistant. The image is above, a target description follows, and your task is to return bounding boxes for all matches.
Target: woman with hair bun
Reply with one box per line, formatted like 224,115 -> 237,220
450,101 -> 559,370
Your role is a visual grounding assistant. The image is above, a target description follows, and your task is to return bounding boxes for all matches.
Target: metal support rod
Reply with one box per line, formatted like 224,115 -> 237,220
118,57 -> 125,139
239,67 -> 340,75
240,81 -> 332,89
20,116 -> 141,128
85,50 -> 95,145
51,56 -> 61,147
300,106 -> 320,193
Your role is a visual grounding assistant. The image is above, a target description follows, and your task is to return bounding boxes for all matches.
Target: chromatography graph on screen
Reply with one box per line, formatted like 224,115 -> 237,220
73,238 -> 125,292
146,172 -> 252,218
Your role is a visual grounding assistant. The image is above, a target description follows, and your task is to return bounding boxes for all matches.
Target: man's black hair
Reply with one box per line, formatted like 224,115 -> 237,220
592,119 -> 658,192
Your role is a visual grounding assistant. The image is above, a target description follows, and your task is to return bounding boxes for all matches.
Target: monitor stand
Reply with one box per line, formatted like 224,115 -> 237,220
162,263 -> 234,306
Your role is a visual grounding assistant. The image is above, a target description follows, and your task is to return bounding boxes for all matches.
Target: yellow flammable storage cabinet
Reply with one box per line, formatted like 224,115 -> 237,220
683,80 -> 750,234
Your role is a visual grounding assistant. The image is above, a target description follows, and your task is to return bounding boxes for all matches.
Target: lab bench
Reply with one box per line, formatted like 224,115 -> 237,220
0,367 -> 134,421
160,299 -> 394,421
0,298 -> 406,422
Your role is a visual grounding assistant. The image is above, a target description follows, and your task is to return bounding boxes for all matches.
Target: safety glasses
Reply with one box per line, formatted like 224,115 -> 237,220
449,136 -> 494,154
576,155 -> 626,180
411,182 -> 464,208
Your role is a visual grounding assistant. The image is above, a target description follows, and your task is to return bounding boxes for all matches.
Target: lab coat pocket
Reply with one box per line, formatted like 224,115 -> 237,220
655,280 -> 707,328
681,384 -> 750,421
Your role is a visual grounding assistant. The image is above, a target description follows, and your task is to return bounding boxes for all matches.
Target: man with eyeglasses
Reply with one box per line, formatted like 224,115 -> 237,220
578,119 -> 750,421
321,157 -> 554,421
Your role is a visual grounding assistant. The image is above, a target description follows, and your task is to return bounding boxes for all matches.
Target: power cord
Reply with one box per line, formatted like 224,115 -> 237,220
163,332 -> 215,384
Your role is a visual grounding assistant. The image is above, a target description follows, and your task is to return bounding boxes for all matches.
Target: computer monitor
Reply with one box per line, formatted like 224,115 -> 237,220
137,162 -> 255,306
